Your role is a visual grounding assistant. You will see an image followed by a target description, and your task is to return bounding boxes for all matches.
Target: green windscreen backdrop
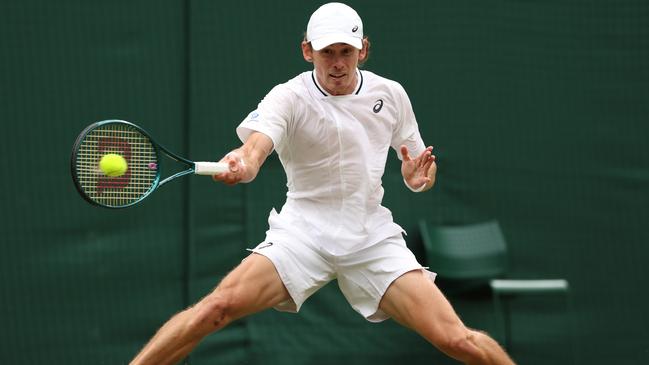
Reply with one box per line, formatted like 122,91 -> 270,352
1,1 -> 647,364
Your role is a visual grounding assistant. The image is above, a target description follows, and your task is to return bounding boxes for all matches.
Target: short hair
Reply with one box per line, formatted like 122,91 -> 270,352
303,35 -> 371,67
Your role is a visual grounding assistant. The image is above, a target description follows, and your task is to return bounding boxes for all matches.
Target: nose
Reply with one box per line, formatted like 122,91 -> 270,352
332,56 -> 345,70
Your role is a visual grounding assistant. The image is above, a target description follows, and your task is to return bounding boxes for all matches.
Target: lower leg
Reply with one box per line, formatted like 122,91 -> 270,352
379,271 -> 515,365
130,297 -> 232,365
130,254 -> 290,365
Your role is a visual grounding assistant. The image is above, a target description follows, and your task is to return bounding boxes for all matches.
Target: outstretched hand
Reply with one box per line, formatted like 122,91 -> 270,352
211,151 -> 249,185
400,145 -> 436,192
210,132 -> 274,186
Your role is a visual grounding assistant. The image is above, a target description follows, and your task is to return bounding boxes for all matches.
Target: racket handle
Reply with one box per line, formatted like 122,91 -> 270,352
194,161 -> 229,175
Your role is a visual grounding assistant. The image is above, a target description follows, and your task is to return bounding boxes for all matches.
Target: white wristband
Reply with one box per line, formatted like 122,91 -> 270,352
404,178 -> 426,192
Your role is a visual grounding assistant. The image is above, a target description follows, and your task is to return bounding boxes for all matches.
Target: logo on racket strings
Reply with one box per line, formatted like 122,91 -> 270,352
97,137 -> 131,193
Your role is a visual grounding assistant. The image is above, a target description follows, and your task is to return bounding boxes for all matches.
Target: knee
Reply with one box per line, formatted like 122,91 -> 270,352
186,290 -> 237,337
437,328 -> 488,362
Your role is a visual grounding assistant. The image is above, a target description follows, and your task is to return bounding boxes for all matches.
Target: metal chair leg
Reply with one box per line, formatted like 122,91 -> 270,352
492,292 -> 507,348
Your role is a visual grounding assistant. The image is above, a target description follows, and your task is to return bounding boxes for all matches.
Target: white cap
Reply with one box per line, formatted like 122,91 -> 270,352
306,3 -> 363,51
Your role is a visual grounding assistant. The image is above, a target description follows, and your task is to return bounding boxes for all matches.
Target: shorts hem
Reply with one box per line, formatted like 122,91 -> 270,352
364,267 -> 437,323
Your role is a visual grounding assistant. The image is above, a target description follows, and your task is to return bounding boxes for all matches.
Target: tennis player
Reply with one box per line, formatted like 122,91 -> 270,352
131,3 -> 515,364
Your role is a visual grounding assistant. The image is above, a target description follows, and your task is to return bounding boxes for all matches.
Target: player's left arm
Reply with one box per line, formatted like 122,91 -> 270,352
400,145 -> 436,192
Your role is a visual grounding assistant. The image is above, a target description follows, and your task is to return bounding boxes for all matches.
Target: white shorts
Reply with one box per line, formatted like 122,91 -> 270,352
248,233 -> 436,322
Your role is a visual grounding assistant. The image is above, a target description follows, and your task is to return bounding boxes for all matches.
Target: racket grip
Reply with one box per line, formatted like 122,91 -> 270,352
194,161 -> 229,175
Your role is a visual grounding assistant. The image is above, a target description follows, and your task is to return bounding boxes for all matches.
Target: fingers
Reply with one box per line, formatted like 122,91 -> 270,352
402,145 -> 435,162
228,158 -> 240,173
414,148 -> 436,184
416,147 -> 434,167
422,157 -> 436,177
400,145 -> 411,161
212,152 -> 244,184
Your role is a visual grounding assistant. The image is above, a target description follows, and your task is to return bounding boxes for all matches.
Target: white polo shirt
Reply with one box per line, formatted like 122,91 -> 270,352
237,69 -> 426,255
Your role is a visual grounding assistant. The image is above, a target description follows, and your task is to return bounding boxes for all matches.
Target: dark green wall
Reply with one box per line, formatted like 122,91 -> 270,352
1,1 -> 647,364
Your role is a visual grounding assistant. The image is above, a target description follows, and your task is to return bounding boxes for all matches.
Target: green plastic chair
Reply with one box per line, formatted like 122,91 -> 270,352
418,219 -> 572,354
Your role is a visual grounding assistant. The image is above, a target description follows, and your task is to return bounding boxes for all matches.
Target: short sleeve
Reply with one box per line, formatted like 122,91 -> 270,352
236,84 -> 294,152
390,82 -> 426,160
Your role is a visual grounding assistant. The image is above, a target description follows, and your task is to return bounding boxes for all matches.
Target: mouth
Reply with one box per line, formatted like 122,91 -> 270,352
329,73 -> 346,79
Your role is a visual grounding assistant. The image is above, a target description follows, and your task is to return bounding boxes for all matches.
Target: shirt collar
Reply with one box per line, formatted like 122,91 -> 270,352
311,68 -> 364,97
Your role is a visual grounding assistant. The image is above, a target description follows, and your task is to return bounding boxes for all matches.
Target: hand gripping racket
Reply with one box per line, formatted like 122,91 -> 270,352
71,120 -> 228,208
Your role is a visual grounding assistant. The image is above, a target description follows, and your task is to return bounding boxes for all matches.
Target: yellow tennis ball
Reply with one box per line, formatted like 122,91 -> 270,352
99,153 -> 128,177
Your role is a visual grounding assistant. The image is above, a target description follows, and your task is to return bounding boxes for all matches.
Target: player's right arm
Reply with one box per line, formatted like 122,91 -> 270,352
212,131 -> 274,185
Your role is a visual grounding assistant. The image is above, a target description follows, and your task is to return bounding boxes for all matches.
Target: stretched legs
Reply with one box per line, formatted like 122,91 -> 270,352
131,255 -> 515,364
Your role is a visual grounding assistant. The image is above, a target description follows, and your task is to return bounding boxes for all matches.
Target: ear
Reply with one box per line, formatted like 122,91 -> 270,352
358,38 -> 369,63
301,41 -> 313,62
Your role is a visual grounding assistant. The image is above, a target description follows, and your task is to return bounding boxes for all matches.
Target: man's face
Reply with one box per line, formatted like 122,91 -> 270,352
302,42 -> 366,96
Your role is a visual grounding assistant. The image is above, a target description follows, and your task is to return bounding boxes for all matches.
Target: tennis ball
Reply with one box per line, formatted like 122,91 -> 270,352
99,153 -> 128,177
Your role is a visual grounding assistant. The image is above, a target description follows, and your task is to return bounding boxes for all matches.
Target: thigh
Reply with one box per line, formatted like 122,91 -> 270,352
248,237 -> 336,313
213,253 -> 291,320
336,235 -> 431,322
378,270 -> 465,343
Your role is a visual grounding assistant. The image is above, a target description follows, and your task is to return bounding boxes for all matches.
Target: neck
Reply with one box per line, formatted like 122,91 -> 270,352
316,68 -> 359,96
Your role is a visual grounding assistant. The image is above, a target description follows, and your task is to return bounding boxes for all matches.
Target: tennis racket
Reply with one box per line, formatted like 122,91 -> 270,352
71,119 -> 228,209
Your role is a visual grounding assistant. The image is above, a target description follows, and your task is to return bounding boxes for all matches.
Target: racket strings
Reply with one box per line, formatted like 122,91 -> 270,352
75,124 -> 158,207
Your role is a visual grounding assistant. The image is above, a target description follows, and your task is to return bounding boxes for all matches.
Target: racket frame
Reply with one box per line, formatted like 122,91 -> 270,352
71,119 -> 223,209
